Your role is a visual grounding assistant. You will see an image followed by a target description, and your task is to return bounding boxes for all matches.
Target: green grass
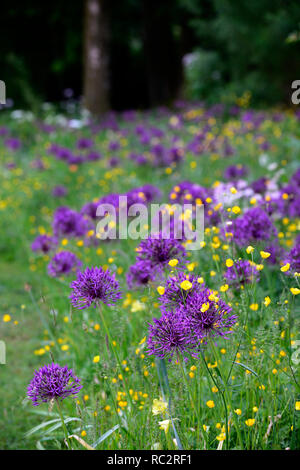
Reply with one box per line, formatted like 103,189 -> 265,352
0,105 -> 300,450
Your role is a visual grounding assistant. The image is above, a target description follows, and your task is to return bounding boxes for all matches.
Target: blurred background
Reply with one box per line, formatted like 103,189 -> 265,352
1,0 -> 300,113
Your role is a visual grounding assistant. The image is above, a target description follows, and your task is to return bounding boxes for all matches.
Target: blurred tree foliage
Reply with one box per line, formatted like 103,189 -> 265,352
1,0 -> 300,109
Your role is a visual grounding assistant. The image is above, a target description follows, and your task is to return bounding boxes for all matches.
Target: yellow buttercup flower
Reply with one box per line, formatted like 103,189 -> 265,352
152,398 -> 168,415
180,280 -> 193,291
232,206 -> 241,214
201,302 -> 210,313
290,288 -> 300,295
260,251 -> 270,259
280,263 -> 290,272
264,296 -> 271,307
157,286 -> 165,295
206,400 -> 215,408
168,259 -> 178,267
246,246 -> 254,254
226,259 -> 234,267
245,419 -> 255,427
93,355 -> 100,363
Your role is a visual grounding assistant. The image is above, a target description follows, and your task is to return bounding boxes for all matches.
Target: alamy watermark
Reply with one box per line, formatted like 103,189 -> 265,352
95,197 -> 204,250
291,80 -> 300,105
0,80 -> 6,105
0,341 -> 6,364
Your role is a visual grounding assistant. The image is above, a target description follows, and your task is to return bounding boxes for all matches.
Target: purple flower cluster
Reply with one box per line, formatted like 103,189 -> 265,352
127,236 -> 187,288
136,236 -> 187,268
53,207 -> 91,238
31,235 -> 58,254
159,272 -> 204,311
52,185 -> 68,198
177,288 -> 236,341
147,279 -> 236,361
224,260 -> 260,288
126,261 -> 156,289
47,251 -> 82,278
283,242 -> 300,275
70,266 -> 122,309
147,312 -> 199,362
224,164 -> 248,181
231,207 -> 276,246
27,363 -> 82,406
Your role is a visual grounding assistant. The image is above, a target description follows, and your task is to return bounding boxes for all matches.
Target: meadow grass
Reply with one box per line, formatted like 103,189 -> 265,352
0,105 -> 299,450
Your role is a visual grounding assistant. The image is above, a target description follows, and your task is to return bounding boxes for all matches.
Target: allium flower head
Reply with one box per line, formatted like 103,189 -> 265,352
47,251 -> 82,278
70,266 -> 122,309
147,311 -> 199,362
31,235 -> 58,254
126,260 -> 157,288
53,206 -> 90,238
231,207 -> 276,246
224,260 -> 260,288
27,363 -> 82,406
136,236 -> 186,270
283,242 -> 300,275
159,271 -> 204,311
178,288 -> 237,341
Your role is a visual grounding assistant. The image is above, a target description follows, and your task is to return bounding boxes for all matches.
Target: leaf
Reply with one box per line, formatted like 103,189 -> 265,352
25,417 -> 81,438
68,434 -> 95,450
44,417 -> 81,435
233,361 -> 259,377
155,358 -> 183,451
36,440 -> 46,450
25,418 -> 61,437
92,424 -> 120,449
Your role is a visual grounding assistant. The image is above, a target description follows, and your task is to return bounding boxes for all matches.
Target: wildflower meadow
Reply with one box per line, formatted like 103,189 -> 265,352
1,102 -> 300,451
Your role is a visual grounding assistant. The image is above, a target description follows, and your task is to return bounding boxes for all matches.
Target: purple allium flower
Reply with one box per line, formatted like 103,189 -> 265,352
224,260 -> 260,288
231,207 -> 276,246
108,157 -> 120,167
250,177 -> 268,195
52,185 -> 68,198
80,200 -> 100,219
86,151 -> 102,161
159,272 -> 204,312
264,242 -> 285,265
47,251 -> 82,278
147,311 -> 199,362
70,266 -> 122,309
5,137 -> 21,151
31,235 -> 58,254
178,288 -> 237,341
27,363 -> 82,406
77,137 -> 93,150
31,159 -> 45,170
283,242 -> 300,275
291,168 -> 300,187
126,261 -> 157,288
53,207 -> 90,238
136,236 -> 187,270
223,164 -> 248,181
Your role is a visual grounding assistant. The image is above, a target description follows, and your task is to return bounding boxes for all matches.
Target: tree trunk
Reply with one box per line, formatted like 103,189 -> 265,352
142,0 -> 183,107
83,0 -> 110,115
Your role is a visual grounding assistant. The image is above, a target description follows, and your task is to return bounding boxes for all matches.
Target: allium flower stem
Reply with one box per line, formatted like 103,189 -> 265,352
199,347 -> 229,449
98,305 -> 133,409
209,339 -> 244,450
177,354 -> 208,448
56,399 -> 72,450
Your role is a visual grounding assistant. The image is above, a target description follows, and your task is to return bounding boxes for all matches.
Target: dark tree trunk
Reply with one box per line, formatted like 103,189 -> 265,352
142,0 -> 183,107
83,0 -> 110,115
